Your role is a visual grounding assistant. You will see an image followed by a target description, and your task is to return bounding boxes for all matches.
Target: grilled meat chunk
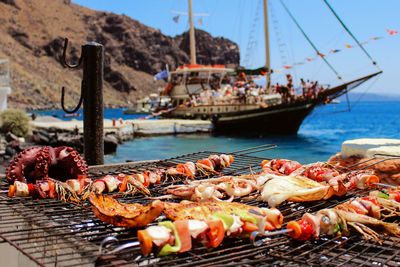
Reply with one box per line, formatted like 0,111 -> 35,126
88,193 -> 164,228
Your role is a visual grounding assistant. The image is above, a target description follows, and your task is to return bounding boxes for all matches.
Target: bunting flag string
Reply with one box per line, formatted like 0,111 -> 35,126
271,28 -> 398,73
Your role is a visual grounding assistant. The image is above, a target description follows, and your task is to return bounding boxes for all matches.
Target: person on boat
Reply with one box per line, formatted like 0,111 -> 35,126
300,78 -> 307,98
237,72 -> 246,82
274,82 -> 281,94
286,74 -> 293,85
238,86 -> 246,104
225,87 -> 233,97
311,81 -> 319,99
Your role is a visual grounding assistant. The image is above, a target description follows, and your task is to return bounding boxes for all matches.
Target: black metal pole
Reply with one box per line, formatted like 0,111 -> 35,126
82,42 -> 104,165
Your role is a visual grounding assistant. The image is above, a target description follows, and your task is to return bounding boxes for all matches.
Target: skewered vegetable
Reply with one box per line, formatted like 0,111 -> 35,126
137,203 -> 282,256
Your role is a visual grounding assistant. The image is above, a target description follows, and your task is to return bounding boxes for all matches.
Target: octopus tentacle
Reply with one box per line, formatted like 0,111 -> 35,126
5,146 -> 88,184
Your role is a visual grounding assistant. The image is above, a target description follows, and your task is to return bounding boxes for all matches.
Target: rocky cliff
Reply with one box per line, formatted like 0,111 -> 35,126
0,0 -> 240,109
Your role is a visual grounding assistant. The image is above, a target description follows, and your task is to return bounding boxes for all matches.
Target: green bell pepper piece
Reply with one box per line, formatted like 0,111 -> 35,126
231,210 -> 257,224
334,222 -> 341,234
158,221 -> 181,256
378,191 -> 390,199
212,212 -> 234,231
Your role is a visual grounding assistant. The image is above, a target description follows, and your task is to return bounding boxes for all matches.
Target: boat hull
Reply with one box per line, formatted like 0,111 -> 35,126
161,101 -> 316,135
212,102 -> 315,135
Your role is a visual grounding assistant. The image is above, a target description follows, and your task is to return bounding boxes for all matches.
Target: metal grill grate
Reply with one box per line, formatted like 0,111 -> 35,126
0,151 -> 399,266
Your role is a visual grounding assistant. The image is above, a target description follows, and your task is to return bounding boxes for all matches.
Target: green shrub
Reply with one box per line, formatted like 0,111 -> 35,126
0,109 -> 31,137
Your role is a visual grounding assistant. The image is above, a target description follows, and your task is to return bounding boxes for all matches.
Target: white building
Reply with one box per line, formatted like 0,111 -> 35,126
0,59 -> 11,110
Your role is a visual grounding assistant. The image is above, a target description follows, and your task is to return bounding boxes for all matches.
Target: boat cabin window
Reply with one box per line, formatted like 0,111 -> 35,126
186,71 -> 211,85
171,74 -> 184,85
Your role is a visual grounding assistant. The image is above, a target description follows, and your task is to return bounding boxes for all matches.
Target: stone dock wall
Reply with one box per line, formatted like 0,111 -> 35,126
31,118 -> 212,141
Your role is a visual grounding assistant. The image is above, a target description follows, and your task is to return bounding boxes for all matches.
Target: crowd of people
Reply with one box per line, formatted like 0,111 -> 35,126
272,74 -> 325,104
195,73 -> 327,106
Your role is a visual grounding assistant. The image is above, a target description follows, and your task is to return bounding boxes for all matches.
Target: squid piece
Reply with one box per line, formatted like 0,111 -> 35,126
164,175 -> 260,201
259,175 -> 346,207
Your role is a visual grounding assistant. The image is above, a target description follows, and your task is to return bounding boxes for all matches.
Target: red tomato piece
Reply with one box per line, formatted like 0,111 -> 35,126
27,183 -> 34,195
389,189 -> 400,202
361,196 -> 381,208
297,220 -> 313,241
205,220 -> 225,248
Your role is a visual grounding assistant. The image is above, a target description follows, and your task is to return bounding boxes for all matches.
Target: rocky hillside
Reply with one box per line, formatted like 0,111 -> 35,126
0,0 -> 240,109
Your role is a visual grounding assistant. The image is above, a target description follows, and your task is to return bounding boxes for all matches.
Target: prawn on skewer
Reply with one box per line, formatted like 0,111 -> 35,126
286,194 -> 400,243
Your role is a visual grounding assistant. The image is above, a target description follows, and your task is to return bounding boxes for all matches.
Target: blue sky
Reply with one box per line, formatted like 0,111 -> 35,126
72,0 -> 400,96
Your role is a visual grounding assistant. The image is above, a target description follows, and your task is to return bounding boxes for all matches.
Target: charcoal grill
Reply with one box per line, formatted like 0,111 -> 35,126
1,150 -> 399,266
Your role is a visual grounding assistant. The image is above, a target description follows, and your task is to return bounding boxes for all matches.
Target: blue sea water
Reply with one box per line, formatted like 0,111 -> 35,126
31,101 -> 400,165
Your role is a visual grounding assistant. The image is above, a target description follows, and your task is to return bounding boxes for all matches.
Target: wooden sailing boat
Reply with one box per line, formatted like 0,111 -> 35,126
160,0 -> 382,134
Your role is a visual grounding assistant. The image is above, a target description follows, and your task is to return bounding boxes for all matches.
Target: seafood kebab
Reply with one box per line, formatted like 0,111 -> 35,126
165,159 -> 380,207
90,189 -> 400,257
88,193 -> 283,256
138,200 -> 282,256
88,194 -> 283,229
284,187 -> 400,242
261,159 -> 379,190
7,151 -> 234,203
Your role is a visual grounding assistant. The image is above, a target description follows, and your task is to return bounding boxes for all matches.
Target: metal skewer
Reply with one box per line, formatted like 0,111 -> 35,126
372,182 -> 398,188
347,153 -> 400,170
229,144 -> 278,155
99,236 -> 140,255
99,228 -> 295,256
250,229 -> 293,247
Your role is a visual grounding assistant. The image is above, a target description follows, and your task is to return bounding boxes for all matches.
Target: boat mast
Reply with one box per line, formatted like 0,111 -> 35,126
263,0 -> 271,88
188,0 -> 196,64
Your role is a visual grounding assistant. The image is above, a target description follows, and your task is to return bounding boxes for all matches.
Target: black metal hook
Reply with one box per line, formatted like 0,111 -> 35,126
61,81 -> 84,114
60,38 -> 84,113
61,38 -> 83,69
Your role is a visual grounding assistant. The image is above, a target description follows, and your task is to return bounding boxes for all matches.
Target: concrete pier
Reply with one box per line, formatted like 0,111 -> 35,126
30,117 -> 212,140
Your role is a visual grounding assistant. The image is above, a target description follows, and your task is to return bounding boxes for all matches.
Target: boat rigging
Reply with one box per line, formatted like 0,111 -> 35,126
155,0 -> 382,135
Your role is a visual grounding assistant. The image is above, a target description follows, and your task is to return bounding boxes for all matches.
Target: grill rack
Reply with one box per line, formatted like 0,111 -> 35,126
0,151 -> 399,266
